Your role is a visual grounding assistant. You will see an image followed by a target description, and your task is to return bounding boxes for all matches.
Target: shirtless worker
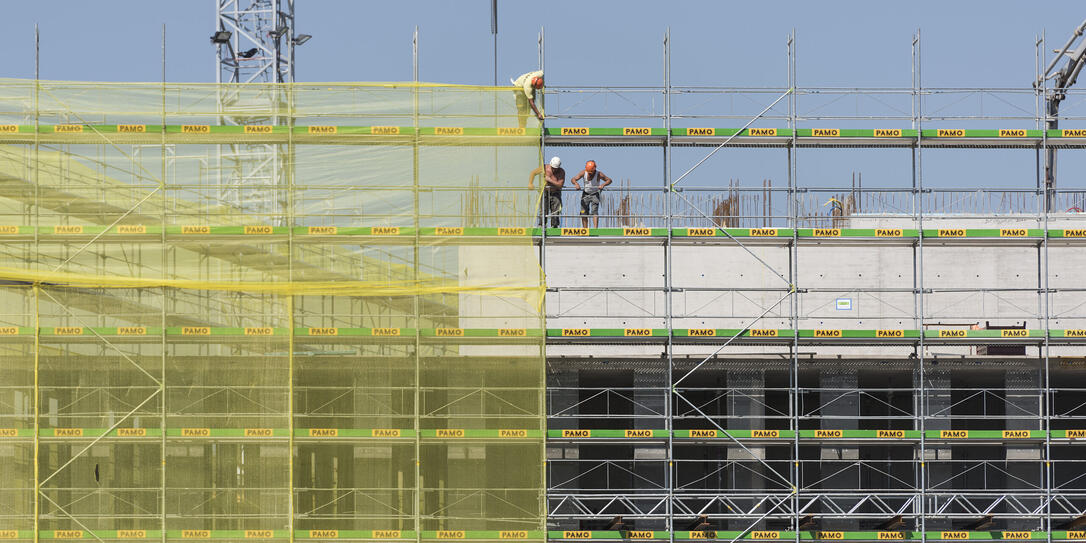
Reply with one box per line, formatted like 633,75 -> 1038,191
529,156 -> 565,228
570,160 -> 612,228
511,70 -> 544,129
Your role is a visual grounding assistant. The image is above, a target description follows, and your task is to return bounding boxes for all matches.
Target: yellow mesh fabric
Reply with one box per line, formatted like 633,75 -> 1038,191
0,80 -> 545,541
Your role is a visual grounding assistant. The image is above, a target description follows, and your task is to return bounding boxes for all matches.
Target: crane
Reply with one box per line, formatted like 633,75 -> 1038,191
1037,18 -> 1086,212
211,0 -> 309,221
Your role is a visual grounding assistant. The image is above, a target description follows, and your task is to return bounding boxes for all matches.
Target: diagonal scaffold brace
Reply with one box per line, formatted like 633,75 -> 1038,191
665,85 -> 800,525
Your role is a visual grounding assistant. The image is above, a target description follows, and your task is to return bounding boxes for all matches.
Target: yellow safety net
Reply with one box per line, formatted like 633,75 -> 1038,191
0,80 -> 545,541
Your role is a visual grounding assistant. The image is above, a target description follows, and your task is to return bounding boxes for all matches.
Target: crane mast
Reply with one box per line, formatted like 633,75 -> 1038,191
1037,18 -> 1086,212
211,0 -> 303,220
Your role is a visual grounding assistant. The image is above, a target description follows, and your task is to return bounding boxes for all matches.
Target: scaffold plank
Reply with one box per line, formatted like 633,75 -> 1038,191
545,429 -> 1083,441
8,530 -> 1084,541
9,427 -> 1082,441
2,428 -> 545,440
543,531 -> 1082,541
1,327 -> 1082,343
8,124 -> 1086,148
2,226 -> 1083,242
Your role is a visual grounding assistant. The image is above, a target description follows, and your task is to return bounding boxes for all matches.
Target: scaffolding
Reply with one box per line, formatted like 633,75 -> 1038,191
1,26 -> 1086,543
537,30 -> 1086,543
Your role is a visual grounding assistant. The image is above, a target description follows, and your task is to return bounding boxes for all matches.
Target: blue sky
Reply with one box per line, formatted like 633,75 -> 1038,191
2,1 -> 1085,195
0,1 -> 1077,86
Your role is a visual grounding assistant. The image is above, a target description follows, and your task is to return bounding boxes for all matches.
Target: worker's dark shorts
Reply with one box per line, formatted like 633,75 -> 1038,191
580,191 -> 601,215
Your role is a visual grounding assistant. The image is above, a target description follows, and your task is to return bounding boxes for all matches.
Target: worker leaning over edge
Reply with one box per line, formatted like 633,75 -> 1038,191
530,156 -> 565,228
570,160 -> 612,228
511,70 -> 544,129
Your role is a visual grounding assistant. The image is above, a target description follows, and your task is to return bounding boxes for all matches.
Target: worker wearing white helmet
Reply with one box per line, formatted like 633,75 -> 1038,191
529,156 -> 565,228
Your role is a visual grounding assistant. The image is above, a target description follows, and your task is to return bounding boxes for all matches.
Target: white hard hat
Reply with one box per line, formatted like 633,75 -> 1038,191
549,156 -> 561,168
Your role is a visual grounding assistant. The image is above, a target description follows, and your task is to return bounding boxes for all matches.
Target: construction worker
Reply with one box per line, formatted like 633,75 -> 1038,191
511,70 -> 544,129
570,160 -> 612,228
529,156 -> 565,228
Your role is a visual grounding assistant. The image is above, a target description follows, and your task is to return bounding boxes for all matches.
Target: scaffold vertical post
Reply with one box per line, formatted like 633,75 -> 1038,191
913,29 -> 927,543
286,36 -> 297,543
539,27 -> 547,270
663,26 -> 674,541
412,25 -> 423,543
33,284 -> 40,543
1040,30 -> 1053,543
540,27 -> 549,538
787,29 -> 801,538
159,23 -> 168,543
536,30 -> 549,534
32,26 -> 40,543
